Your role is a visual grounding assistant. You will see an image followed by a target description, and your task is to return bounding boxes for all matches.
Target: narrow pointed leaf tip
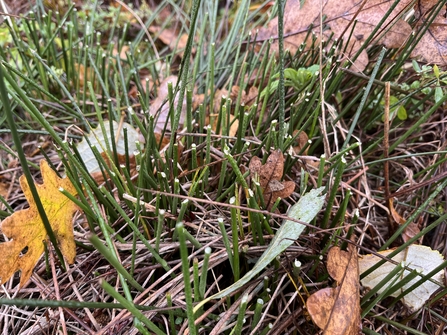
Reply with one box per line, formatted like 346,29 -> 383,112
194,186 -> 325,312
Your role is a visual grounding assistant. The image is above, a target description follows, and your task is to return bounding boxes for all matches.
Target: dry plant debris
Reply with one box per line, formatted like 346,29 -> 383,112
0,160 -> 77,287
307,244 -> 361,335
359,245 -> 445,312
149,75 -> 187,135
249,150 -> 295,209
76,120 -> 142,175
257,0 -> 447,68
389,199 -> 421,243
257,0 -> 412,71
411,0 -> 447,64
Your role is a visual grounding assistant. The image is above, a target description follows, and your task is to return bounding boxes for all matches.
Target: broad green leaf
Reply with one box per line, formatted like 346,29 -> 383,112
396,105 -> 407,120
193,187 -> 325,312
434,86 -> 443,104
433,64 -> 440,79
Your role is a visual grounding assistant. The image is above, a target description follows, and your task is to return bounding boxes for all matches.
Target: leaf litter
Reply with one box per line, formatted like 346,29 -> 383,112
307,244 -> 361,335
249,150 -> 296,209
359,245 -> 445,312
2,1 -> 442,334
0,160 -> 78,286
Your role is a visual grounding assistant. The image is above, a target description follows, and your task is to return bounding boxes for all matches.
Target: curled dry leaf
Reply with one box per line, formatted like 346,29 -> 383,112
256,0 -> 412,72
0,160 -> 78,287
0,181 -> 9,199
389,198 -> 421,243
230,85 -> 259,106
148,26 -> 190,57
249,150 -> 295,209
307,244 -> 361,335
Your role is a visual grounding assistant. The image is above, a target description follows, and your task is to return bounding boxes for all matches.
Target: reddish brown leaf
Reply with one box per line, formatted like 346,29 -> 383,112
389,199 -> 421,243
249,150 -> 295,209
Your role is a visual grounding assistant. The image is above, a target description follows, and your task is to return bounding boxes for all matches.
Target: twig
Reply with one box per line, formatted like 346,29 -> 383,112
49,248 -> 68,335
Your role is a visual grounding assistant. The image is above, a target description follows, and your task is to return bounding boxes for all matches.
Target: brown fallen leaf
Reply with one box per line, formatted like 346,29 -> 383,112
148,26 -> 191,57
249,150 -> 295,209
292,130 -> 309,155
411,1 -> 447,65
389,199 -> 421,244
307,244 -> 361,335
0,181 -> 9,199
0,160 -> 78,287
256,0 -> 412,72
230,85 -> 259,106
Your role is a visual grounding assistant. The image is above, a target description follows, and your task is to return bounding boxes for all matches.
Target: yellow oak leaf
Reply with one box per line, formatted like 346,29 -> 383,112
0,160 -> 78,287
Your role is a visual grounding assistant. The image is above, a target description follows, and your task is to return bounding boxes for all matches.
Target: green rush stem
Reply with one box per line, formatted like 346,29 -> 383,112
100,280 -> 165,335
0,63 -> 66,268
90,235 -> 144,292
277,0 -> 286,148
176,222 -> 198,335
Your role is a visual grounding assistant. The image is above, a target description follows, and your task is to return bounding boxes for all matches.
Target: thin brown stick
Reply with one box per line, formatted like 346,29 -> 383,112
383,82 -> 395,235
384,82 -> 390,202
49,248 -> 68,335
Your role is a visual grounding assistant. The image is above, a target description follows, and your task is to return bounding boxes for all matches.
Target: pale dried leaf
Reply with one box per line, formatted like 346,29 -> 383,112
149,75 -> 186,135
359,245 -> 445,312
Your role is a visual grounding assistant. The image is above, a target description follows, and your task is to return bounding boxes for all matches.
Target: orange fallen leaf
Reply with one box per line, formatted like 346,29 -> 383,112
74,63 -> 96,90
0,181 -> 9,199
0,160 -> 78,286
249,150 -> 295,209
307,244 -> 361,335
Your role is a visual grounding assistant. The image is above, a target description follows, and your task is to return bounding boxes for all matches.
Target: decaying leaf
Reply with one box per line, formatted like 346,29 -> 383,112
0,181 -> 9,199
149,75 -> 186,135
257,0 -> 412,71
250,150 -> 295,209
0,160 -> 78,286
193,187 -> 325,313
148,26 -> 190,57
229,85 -> 259,106
411,1 -> 447,65
389,199 -> 421,243
292,130 -> 309,155
76,120 -> 142,183
359,245 -> 445,312
74,63 -> 96,89
307,244 -> 361,335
